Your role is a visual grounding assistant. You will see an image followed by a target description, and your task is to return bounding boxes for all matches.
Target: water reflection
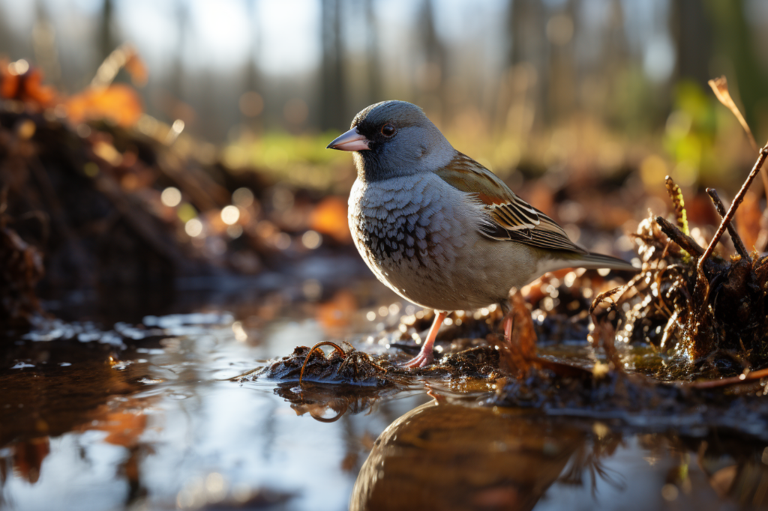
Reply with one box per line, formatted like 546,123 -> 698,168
0,306 -> 427,511
351,401 -> 768,511
274,382 -> 402,423
3,302 -> 768,510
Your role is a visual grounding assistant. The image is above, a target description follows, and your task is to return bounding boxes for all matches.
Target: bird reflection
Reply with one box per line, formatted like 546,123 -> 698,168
348,399 -> 768,511
350,401 -> 588,511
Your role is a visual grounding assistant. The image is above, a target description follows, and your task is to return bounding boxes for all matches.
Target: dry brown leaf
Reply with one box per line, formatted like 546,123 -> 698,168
309,196 -> 351,242
0,60 -> 57,108
316,290 -> 357,328
498,289 -> 537,378
708,76 -> 758,152
708,76 -> 768,198
65,84 -> 144,127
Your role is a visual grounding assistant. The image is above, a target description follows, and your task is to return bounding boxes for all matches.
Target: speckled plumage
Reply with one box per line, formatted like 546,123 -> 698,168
328,100 -> 634,367
348,171 -> 543,311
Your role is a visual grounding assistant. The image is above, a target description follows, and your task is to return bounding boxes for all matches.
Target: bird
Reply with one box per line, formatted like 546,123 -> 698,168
327,100 -> 635,368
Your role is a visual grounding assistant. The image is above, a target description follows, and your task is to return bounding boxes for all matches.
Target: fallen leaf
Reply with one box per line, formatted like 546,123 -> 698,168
65,84 -> 143,127
309,196 -> 351,242
0,60 -> 56,108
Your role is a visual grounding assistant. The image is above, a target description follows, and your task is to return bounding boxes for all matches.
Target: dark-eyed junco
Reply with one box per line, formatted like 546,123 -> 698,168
328,101 -> 634,367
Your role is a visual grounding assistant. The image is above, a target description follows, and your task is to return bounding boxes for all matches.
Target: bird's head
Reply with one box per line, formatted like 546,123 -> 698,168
327,100 -> 454,182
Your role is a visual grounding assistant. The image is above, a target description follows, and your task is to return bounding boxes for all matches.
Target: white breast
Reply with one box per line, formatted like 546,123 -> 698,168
348,173 -> 524,311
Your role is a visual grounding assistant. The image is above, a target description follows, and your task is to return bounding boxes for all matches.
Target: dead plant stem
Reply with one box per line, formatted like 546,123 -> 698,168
698,145 -> 768,273
706,188 -> 750,258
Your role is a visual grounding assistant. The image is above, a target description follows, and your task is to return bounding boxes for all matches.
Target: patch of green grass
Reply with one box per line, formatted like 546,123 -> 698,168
223,131 -> 354,190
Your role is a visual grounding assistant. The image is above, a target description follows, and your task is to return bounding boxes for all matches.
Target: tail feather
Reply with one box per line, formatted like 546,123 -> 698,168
577,251 -> 637,271
537,251 -> 637,274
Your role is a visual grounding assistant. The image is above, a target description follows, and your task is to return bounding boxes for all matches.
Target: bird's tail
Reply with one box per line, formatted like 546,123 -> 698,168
537,251 -> 637,274
576,251 -> 637,271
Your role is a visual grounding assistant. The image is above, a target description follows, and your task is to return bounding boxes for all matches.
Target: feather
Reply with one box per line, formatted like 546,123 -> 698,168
434,152 -> 589,255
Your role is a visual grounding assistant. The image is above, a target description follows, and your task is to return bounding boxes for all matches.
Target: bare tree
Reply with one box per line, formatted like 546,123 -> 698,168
417,0 -> 446,121
705,0 -> 768,133
365,0 -> 382,105
98,0 -> 116,62
672,0 -> 713,85
320,0 -> 347,131
170,0 -> 190,101
509,0 -> 547,123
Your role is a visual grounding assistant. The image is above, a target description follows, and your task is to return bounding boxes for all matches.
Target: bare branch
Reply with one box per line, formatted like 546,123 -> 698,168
655,216 -> 705,257
706,188 -> 750,259
698,146 -> 768,271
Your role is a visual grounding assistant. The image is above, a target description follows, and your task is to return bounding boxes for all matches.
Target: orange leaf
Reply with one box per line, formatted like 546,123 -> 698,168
309,196 -> 351,242
316,290 -> 357,328
0,61 -> 18,98
0,60 -> 57,108
65,84 -> 143,127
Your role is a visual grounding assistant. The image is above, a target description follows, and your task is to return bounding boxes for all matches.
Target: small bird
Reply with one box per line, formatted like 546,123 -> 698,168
328,101 -> 634,368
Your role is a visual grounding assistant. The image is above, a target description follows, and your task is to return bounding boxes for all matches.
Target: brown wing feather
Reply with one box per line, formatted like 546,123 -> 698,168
435,153 -> 587,254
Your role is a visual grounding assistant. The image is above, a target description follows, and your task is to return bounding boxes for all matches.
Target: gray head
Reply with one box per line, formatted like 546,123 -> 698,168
327,101 -> 455,182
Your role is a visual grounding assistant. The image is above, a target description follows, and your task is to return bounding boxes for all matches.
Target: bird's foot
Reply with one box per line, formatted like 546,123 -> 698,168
400,311 -> 446,368
401,350 -> 434,368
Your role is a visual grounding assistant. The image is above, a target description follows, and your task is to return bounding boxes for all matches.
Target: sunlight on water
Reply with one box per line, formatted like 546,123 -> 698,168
3,303 -> 768,510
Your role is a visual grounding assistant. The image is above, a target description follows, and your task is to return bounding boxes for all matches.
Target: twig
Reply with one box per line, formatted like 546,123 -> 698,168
589,286 -> 624,317
705,188 -> 750,259
589,286 -> 625,371
698,145 -> 768,273
687,367 -> 768,389
299,341 -> 347,385
91,43 -> 145,89
655,216 -> 705,257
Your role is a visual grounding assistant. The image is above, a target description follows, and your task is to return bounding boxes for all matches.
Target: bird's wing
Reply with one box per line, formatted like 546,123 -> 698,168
434,152 -> 588,254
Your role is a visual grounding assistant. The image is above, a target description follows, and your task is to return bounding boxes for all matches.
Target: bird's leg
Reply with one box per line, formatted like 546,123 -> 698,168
503,313 -> 514,343
402,311 -> 448,368
499,299 -> 514,343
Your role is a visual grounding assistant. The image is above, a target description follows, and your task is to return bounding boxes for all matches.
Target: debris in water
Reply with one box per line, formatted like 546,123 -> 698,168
242,343 -> 391,386
592,160 -> 768,380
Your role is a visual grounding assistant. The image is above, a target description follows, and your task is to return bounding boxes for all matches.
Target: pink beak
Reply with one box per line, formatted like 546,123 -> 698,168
327,128 -> 370,151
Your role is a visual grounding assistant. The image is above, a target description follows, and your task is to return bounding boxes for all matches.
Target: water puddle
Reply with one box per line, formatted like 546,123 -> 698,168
2,283 -> 768,510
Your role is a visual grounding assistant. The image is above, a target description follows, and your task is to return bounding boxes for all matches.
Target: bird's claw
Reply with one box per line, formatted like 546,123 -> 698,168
401,351 -> 433,368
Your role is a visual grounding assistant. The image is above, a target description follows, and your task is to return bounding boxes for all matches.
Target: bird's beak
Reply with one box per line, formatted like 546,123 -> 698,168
326,128 -> 370,151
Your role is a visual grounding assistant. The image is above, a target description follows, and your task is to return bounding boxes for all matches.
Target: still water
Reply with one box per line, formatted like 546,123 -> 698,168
2,276 -> 768,510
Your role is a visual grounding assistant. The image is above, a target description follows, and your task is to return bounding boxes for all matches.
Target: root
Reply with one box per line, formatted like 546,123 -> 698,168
299,341 -> 347,385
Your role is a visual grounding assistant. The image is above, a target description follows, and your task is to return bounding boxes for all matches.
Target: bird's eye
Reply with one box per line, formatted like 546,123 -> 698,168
381,124 -> 396,137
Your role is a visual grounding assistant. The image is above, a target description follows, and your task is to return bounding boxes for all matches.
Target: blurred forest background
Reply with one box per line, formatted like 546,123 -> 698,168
3,0 -> 768,190
3,0 -> 768,315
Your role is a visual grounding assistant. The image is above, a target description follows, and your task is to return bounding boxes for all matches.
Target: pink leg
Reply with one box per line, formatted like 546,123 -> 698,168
503,314 -> 513,342
402,311 -> 448,368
